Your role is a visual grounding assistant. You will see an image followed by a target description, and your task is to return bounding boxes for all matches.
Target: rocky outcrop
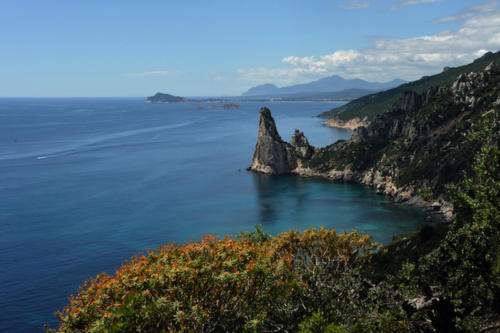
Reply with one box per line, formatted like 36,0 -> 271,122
290,129 -> 314,159
450,62 -> 499,106
248,107 -> 298,175
248,108 -> 316,175
323,117 -> 369,130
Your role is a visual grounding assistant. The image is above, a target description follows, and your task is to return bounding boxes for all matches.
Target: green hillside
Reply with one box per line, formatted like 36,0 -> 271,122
318,51 -> 500,121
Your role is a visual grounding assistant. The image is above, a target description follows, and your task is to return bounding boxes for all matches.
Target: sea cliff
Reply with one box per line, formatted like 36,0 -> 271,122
250,62 -> 500,222
249,107 -> 453,221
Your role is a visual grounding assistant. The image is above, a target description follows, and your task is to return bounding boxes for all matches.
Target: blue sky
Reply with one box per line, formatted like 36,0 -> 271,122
1,0 -> 499,97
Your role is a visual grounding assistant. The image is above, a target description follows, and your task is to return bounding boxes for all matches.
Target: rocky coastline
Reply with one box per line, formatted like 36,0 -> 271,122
323,116 -> 370,130
249,63 -> 500,224
248,107 -> 453,222
291,166 -> 454,222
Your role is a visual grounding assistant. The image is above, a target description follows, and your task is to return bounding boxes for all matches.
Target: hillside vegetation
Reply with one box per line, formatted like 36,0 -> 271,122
306,61 -> 500,207
319,51 -> 500,121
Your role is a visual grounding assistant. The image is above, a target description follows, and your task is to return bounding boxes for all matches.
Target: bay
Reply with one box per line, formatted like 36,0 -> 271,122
0,98 -> 428,332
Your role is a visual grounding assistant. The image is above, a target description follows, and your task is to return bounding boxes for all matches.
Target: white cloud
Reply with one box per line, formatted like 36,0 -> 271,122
339,0 -> 371,9
432,1 -> 498,22
391,0 -> 442,10
125,71 -> 184,77
237,1 -> 500,85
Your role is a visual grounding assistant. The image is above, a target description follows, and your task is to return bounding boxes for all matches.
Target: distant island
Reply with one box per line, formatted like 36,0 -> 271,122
206,103 -> 241,110
215,103 -> 241,109
146,93 -> 231,104
146,93 -> 186,103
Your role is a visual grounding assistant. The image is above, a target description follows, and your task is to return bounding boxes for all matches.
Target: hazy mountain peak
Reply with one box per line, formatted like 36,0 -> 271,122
242,83 -> 280,96
241,75 -> 406,97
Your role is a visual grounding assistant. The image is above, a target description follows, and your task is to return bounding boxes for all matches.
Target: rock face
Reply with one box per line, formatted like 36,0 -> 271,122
290,129 -> 314,159
323,117 -> 370,130
248,107 -> 298,175
249,108 -> 315,175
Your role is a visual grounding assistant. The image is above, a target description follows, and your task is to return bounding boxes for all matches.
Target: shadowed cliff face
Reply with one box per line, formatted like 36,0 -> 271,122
249,107 -> 314,175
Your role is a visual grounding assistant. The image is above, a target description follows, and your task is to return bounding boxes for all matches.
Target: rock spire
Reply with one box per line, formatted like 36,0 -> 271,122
248,107 -> 313,175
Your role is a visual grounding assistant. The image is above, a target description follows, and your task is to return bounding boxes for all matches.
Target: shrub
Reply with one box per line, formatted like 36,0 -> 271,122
47,228 -> 379,333
298,313 -> 342,333
413,143 -> 500,330
417,186 -> 434,202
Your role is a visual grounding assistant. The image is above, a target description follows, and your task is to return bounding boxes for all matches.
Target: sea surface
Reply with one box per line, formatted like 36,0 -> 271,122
0,98 -> 430,332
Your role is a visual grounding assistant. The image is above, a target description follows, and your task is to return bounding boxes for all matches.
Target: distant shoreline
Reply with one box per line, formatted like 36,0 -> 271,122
0,97 -> 349,102
146,99 -> 350,104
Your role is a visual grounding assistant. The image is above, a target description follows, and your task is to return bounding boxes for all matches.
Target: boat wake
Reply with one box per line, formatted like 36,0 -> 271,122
36,154 -> 59,160
3,121 -> 196,162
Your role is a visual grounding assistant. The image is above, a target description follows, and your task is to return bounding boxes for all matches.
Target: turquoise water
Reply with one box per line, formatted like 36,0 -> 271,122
0,99 -> 429,332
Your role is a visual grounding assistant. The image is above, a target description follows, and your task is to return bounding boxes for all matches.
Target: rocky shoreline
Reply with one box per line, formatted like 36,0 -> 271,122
323,116 -> 370,130
249,107 -> 454,223
290,165 -> 454,222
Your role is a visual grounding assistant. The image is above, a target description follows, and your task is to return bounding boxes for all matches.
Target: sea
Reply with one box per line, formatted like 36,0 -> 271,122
0,98 -> 430,332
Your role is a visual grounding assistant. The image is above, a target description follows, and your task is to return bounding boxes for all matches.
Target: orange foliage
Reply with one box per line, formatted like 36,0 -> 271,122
48,227 -> 377,332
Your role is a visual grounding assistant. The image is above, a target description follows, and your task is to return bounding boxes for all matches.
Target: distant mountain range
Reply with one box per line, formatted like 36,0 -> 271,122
146,75 -> 407,104
241,75 -> 407,97
250,89 -> 380,101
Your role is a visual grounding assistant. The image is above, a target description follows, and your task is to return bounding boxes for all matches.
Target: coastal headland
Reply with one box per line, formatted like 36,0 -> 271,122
249,62 -> 500,222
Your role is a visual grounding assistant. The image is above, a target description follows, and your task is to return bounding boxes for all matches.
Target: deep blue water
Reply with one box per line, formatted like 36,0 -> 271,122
0,98 -> 429,332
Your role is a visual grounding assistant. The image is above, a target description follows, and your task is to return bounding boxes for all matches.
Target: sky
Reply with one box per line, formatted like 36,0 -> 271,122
1,0 -> 500,97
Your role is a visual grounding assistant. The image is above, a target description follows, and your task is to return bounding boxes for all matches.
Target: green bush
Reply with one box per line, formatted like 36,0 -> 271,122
47,228 -> 381,332
412,143 -> 500,330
